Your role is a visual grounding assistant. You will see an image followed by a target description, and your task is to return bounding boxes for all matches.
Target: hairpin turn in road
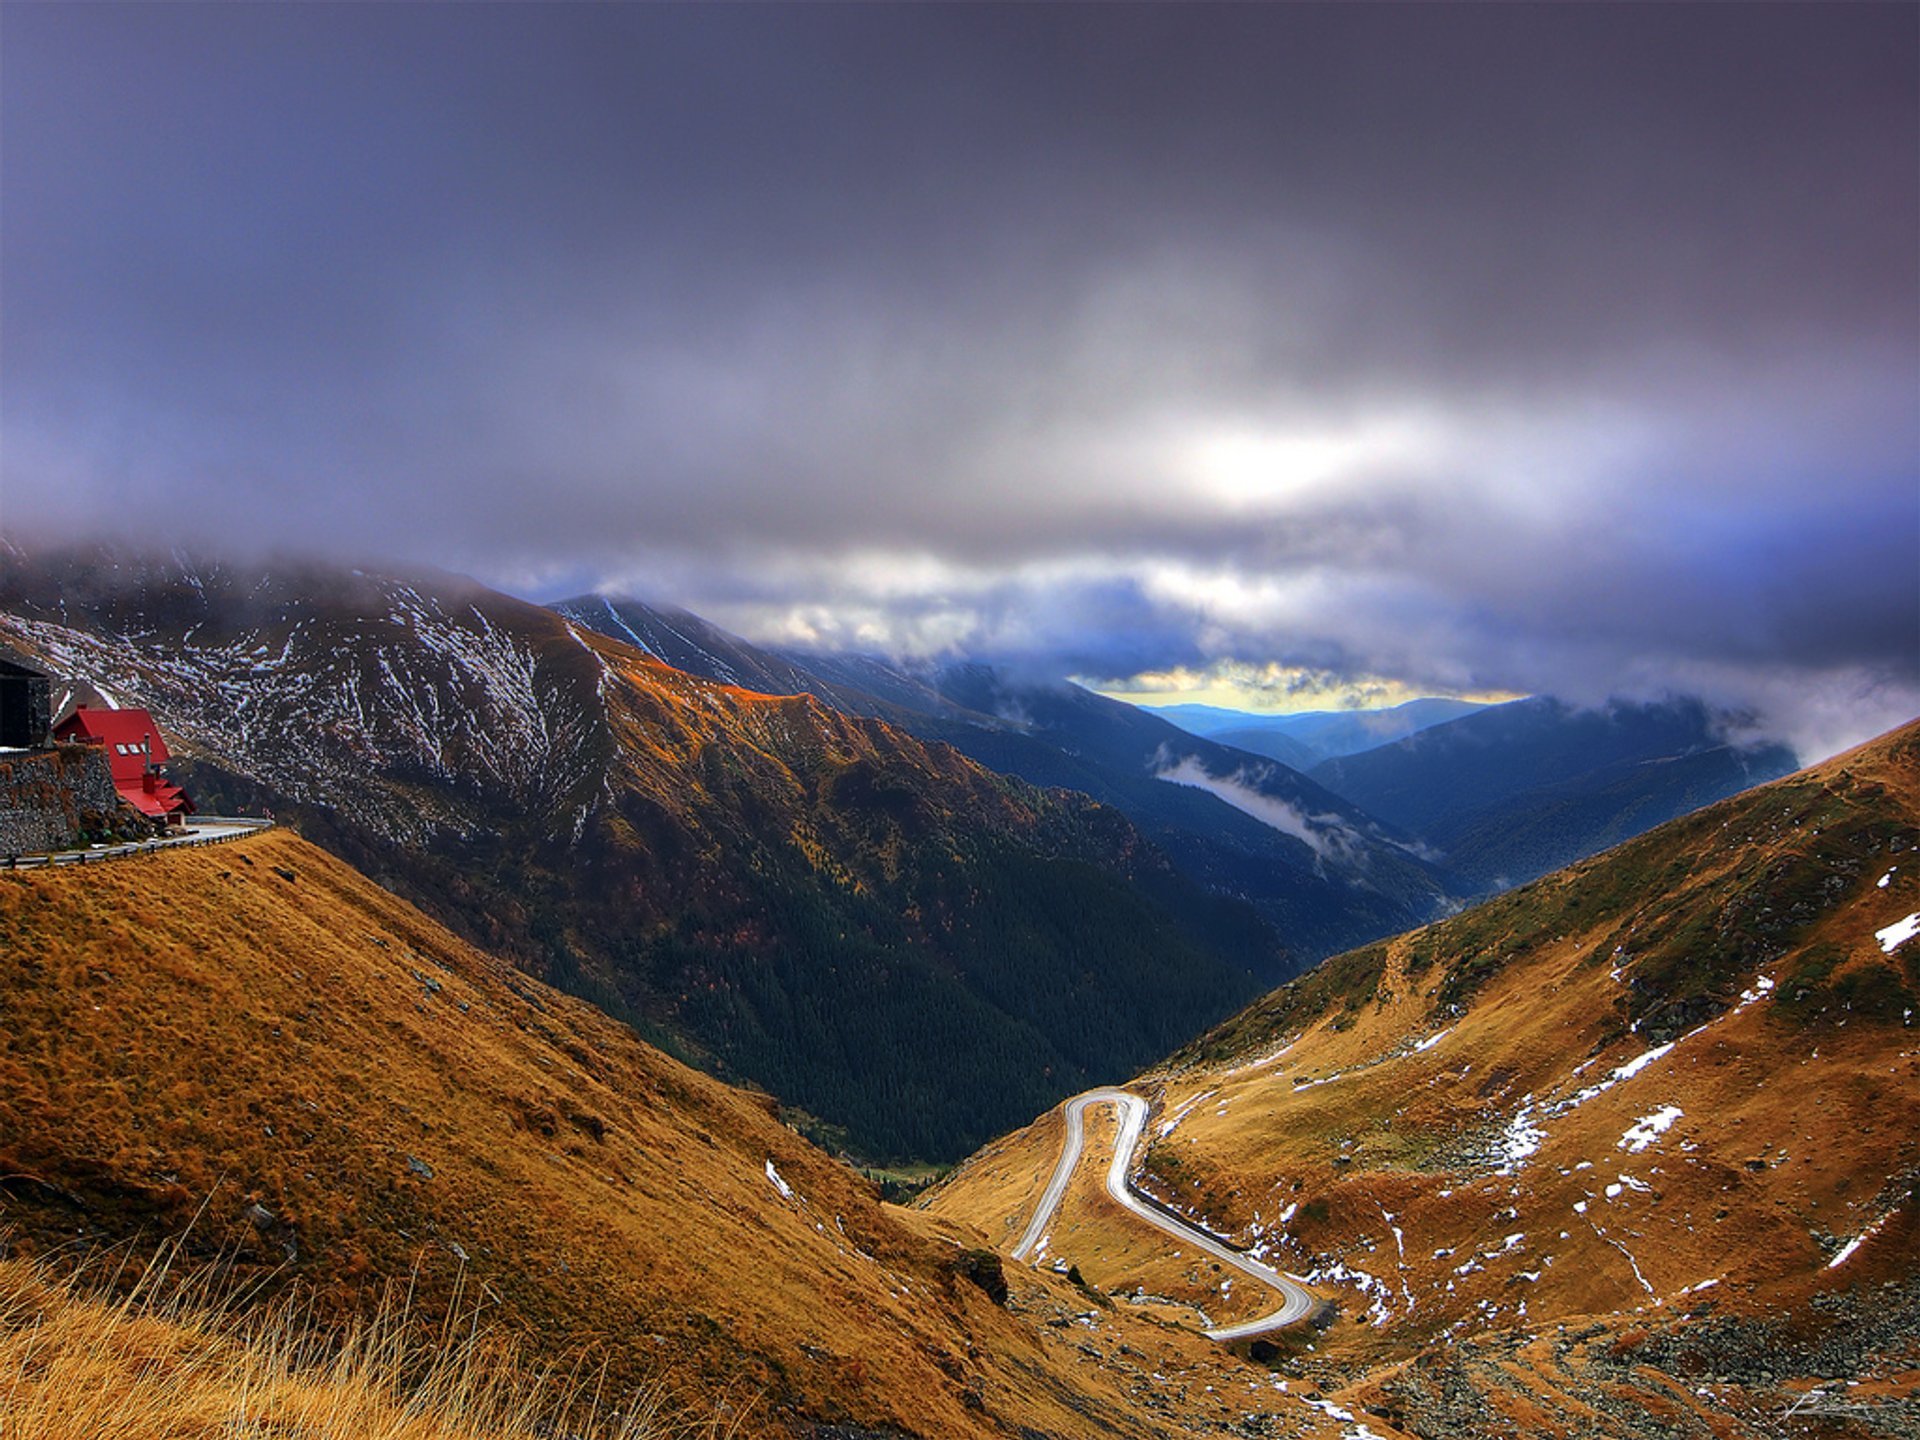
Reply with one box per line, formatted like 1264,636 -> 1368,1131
1011,1088 -> 1317,1341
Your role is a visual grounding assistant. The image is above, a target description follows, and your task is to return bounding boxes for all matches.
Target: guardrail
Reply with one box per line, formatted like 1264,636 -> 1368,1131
3,817 -> 274,870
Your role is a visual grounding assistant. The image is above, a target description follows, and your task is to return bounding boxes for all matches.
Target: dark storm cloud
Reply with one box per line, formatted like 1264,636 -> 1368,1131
3,3 -> 1914,755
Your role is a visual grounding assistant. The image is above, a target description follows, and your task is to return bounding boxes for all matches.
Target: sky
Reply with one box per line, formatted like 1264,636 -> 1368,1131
2,3 -> 1915,757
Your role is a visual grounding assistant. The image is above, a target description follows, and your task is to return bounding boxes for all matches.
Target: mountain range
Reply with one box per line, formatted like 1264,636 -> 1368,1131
0,545 -> 1803,1172
1151,696 -> 1487,769
4,591 -> 1911,1435
560,595 -> 1461,964
561,594 -> 1802,922
1307,695 -> 1799,889
0,545 -> 1270,1163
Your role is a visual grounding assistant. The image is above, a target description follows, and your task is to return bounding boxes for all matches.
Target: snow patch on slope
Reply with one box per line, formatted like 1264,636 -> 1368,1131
1876,913 -> 1920,954
765,1159 -> 795,1200
1619,1106 -> 1683,1153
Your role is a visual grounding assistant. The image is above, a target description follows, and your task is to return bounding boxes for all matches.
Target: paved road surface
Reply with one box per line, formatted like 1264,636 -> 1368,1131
1011,1087 -> 1316,1341
6,817 -> 270,868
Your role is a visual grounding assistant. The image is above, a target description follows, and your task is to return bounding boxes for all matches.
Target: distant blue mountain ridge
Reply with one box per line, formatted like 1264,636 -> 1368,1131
1146,697 -> 1487,767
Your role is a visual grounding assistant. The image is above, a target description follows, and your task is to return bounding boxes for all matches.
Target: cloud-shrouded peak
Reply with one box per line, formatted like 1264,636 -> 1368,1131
3,4 -> 1912,761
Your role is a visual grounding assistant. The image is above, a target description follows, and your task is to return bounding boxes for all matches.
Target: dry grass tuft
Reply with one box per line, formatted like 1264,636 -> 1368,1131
0,1233 -> 750,1440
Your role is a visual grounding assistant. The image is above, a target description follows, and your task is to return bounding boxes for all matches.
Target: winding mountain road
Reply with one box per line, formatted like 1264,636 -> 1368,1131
4,817 -> 270,869
1011,1088 -> 1316,1341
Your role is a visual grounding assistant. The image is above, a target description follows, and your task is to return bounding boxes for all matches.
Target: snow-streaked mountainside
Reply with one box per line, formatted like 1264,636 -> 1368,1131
565,595 -> 1462,967
0,544 -> 1273,1161
551,592 -> 966,722
10,554 -> 606,845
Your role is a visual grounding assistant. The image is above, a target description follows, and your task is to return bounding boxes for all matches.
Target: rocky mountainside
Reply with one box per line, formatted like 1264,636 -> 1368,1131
1309,695 -> 1799,890
0,826 -> 1369,1439
551,592 -> 966,722
0,544 -> 1272,1163
565,594 -> 1462,969
931,719 -> 1920,1437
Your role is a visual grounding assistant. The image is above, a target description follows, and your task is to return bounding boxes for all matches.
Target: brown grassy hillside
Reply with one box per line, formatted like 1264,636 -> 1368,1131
930,720 -> 1920,1438
0,1240 -> 733,1440
0,827 -> 1363,1439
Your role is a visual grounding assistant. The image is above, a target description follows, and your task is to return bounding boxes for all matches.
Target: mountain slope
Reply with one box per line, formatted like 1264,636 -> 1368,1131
1309,695 -> 1798,889
0,826 -> 1351,1439
550,592 -> 965,722
929,719 -> 1920,1436
0,546 -> 1268,1162
563,596 -> 1460,970
917,664 -> 1459,963
1165,723 -> 1321,772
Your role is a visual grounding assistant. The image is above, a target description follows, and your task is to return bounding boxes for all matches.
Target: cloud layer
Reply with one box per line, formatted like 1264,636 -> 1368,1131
3,4 -> 1914,757
1152,753 -> 1373,869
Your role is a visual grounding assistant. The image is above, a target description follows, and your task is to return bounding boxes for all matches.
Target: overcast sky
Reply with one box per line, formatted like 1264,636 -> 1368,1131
3,3 -> 1914,756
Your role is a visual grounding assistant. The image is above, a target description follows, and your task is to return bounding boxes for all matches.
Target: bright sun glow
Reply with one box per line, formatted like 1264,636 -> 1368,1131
1085,660 -> 1523,715
1187,414 -> 1443,508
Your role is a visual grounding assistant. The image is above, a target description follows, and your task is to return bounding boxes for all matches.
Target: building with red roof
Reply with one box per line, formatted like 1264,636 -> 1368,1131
52,707 -> 195,825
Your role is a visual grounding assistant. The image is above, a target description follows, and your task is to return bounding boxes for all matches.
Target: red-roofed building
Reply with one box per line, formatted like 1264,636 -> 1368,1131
52,707 -> 196,826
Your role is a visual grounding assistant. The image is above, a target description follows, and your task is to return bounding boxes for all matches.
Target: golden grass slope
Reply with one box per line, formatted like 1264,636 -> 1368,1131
0,827 -> 1364,1439
0,1237 -> 732,1440
931,720 -> 1920,1438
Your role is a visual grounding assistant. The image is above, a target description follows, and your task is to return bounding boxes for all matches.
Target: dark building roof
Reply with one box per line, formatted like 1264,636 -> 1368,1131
0,651 -> 52,749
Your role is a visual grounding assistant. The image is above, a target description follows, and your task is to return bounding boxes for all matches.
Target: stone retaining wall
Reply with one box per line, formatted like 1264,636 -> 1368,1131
0,745 -> 124,856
